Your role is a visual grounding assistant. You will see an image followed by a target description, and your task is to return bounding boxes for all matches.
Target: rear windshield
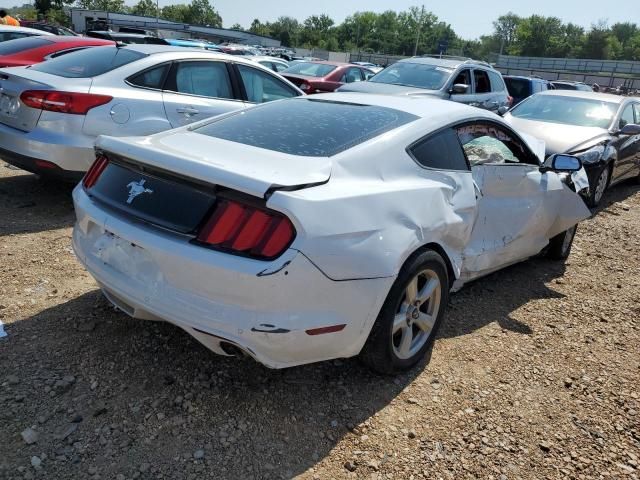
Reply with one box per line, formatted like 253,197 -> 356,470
194,98 -> 418,157
283,62 -> 337,77
30,46 -> 146,78
504,78 -> 531,98
0,37 -> 52,55
370,62 -> 453,90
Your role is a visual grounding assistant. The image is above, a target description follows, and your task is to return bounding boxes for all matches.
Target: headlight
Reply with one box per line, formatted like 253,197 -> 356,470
573,145 -> 605,164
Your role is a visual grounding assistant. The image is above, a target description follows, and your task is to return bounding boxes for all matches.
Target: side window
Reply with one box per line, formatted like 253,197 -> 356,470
167,61 -> 233,99
237,64 -> 298,103
487,70 -> 505,92
364,69 -> 376,80
341,67 -> 364,83
128,64 -> 170,89
0,32 -> 28,41
409,128 -> 469,171
620,104 -> 636,129
273,62 -> 288,72
452,69 -> 471,88
457,123 -> 535,166
474,70 -> 491,94
258,60 -> 277,72
634,104 -> 640,124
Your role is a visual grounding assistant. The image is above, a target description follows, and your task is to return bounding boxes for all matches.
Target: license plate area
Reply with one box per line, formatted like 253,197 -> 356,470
92,230 -> 162,287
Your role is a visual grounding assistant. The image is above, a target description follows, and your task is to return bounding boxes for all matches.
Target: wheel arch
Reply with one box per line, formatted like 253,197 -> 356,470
401,242 -> 457,289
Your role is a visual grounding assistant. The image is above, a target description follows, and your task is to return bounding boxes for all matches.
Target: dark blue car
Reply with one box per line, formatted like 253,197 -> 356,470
504,75 -> 551,106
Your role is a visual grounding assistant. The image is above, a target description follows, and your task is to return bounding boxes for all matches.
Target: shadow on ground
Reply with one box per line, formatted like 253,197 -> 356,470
0,167 -> 76,236
1,247 -> 569,479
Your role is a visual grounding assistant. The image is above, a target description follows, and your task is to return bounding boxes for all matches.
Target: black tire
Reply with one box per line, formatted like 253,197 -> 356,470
360,250 -> 449,375
547,224 -> 578,260
586,164 -> 611,207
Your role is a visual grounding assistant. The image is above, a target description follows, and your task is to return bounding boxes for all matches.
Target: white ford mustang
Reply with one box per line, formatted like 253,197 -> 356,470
72,94 -> 591,374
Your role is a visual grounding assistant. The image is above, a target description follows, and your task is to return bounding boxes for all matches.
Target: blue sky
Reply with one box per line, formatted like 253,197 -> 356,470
149,0 -> 640,39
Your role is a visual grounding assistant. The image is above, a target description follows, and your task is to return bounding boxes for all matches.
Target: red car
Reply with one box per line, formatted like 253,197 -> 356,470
0,36 -> 114,68
282,61 -> 375,94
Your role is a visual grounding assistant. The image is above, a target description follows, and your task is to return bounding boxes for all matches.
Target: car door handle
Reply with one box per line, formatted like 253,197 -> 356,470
176,107 -> 199,116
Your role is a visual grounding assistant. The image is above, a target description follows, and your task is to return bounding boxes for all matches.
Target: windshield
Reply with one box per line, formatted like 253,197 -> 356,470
0,37 -> 52,55
283,62 -> 337,77
194,98 -> 418,157
369,62 -> 452,90
510,95 -> 617,129
30,46 -> 146,78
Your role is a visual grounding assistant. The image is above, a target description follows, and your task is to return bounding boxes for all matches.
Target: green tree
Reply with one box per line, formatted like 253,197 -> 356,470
229,23 -> 243,30
75,0 -> 128,13
188,0 -> 221,27
161,4 -> 190,23
581,20 -> 611,59
493,12 -> 521,53
131,0 -> 157,17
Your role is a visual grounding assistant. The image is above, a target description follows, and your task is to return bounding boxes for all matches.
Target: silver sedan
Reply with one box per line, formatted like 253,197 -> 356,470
0,44 -> 303,179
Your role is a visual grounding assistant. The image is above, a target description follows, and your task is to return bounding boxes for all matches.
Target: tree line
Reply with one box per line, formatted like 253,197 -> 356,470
10,1 -> 640,61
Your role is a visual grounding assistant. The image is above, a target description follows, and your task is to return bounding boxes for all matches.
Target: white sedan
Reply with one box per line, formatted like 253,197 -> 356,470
72,94 -> 591,374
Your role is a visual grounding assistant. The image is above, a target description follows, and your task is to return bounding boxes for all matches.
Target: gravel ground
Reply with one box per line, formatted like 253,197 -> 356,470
0,165 -> 639,480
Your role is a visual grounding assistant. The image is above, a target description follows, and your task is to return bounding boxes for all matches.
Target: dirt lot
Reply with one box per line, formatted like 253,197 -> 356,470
0,165 -> 639,480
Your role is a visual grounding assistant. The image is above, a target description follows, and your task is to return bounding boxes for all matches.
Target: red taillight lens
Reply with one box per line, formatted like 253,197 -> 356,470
197,198 -> 295,259
20,90 -> 112,115
82,155 -> 109,189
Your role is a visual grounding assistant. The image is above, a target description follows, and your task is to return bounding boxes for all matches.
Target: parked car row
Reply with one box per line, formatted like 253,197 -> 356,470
1,42 -> 639,375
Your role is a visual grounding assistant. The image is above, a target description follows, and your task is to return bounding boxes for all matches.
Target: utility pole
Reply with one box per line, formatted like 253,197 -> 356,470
413,5 -> 425,57
156,0 -> 160,36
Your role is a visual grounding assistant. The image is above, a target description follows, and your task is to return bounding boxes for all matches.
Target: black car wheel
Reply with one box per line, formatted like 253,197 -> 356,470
547,225 -> 578,260
360,250 -> 449,375
587,164 -> 611,207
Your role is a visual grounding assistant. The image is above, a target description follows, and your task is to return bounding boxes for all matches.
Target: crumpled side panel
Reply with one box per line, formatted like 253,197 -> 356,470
271,170 -> 477,281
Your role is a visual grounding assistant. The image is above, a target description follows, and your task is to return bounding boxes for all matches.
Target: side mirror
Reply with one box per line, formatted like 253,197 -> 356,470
542,153 -> 582,172
497,106 -> 509,116
450,83 -> 469,95
617,123 -> 640,136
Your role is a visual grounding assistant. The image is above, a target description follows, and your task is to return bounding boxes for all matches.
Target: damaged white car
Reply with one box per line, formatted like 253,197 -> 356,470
72,94 -> 591,374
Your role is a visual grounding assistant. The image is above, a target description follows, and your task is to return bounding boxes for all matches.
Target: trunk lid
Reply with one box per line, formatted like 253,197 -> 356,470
0,68 -> 92,132
281,73 -> 315,88
95,129 -> 332,199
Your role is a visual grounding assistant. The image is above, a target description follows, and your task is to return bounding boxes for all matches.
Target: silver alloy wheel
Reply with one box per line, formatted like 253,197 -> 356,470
594,167 -> 609,204
561,225 -> 577,255
392,269 -> 442,360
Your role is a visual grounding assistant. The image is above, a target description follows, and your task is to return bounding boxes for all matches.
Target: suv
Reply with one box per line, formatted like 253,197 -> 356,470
504,75 -> 551,106
336,55 -> 512,113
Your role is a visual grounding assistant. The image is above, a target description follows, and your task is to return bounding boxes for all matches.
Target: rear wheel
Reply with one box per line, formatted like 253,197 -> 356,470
547,224 -> 578,260
587,164 -> 611,207
360,250 -> 449,375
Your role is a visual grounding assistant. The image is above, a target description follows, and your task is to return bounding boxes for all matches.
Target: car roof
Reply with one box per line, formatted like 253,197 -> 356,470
0,25 -> 54,35
251,55 -> 287,63
538,89 -> 626,104
504,75 -> 546,81
45,36 -> 113,44
293,60 -> 352,67
397,56 -> 492,70
311,92 -> 497,121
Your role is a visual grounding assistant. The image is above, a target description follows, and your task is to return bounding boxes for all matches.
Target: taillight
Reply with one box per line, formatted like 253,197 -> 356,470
82,155 -> 109,189
20,90 -> 112,115
196,198 -> 295,259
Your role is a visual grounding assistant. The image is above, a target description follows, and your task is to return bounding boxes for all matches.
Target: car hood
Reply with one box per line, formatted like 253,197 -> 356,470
504,115 -> 611,155
95,131 -> 332,199
336,81 -> 440,96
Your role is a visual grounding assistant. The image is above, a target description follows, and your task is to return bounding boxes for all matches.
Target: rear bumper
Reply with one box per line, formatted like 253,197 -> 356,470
0,144 -> 84,182
0,120 -> 95,174
72,186 -> 393,368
